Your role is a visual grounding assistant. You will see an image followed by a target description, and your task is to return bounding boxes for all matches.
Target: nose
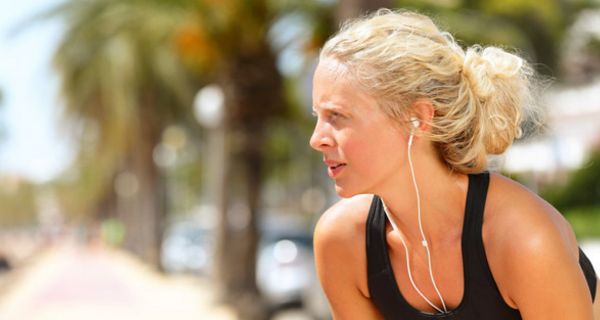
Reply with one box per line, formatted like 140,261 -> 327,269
309,121 -> 335,151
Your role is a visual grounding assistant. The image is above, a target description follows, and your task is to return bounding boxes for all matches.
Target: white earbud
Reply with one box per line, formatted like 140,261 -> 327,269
408,117 -> 420,147
410,117 -> 420,129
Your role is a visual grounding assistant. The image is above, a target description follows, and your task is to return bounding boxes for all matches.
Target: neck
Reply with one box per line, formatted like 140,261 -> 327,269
377,149 -> 468,246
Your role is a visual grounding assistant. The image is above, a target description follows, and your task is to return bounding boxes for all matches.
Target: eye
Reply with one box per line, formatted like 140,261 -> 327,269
312,109 -> 347,124
329,111 -> 344,122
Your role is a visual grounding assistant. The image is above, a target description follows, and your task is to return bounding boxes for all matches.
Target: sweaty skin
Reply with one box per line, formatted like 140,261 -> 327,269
310,58 -> 599,320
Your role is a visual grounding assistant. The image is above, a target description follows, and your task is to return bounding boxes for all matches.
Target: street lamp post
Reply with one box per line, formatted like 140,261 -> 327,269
194,84 -> 226,213
193,84 -> 229,290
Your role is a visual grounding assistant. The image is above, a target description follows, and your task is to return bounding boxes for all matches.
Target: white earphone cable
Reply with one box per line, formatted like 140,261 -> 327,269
407,134 -> 448,313
382,201 -> 446,314
379,129 -> 448,314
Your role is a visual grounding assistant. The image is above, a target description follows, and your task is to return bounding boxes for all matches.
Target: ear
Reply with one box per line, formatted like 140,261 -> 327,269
410,98 -> 435,132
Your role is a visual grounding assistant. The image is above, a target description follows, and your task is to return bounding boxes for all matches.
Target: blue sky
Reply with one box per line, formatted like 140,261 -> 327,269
0,0 -> 73,183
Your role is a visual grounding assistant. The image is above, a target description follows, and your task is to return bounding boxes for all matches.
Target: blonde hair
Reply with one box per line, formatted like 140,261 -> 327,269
320,9 -> 540,173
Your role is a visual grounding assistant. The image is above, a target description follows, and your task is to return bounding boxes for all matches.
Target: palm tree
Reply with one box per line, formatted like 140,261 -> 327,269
41,0 -> 399,318
41,0 -> 198,265
38,0 -> 327,317
173,2 -> 285,317
181,1 -> 408,317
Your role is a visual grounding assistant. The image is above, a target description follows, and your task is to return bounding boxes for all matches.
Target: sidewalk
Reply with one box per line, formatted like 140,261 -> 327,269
0,243 -> 236,320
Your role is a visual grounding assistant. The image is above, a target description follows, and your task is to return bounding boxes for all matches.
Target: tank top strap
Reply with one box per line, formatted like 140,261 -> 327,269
366,195 -> 389,276
461,172 -> 507,301
366,195 -> 408,316
461,172 -> 490,252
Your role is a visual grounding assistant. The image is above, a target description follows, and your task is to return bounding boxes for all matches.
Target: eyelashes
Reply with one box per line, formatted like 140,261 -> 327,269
329,111 -> 343,121
312,110 -> 346,124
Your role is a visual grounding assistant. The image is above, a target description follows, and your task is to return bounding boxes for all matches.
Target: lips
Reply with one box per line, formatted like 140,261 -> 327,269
324,159 -> 346,167
332,163 -> 344,168
324,159 -> 347,178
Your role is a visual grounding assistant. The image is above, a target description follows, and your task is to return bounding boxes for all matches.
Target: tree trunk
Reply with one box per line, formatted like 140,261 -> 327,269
213,42 -> 283,320
118,93 -> 166,268
336,0 -> 394,22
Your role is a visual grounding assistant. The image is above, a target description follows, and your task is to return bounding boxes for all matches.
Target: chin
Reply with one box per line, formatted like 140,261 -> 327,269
334,184 -> 361,198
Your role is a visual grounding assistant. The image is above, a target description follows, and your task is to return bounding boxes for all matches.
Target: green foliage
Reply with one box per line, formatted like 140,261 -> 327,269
395,0 -> 599,75
33,0 -> 201,222
563,206 -> 600,239
164,146 -> 205,216
541,150 -> 600,211
589,37 -> 600,52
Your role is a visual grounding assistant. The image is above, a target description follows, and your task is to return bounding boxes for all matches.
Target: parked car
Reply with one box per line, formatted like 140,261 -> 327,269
160,222 -> 214,275
258,232 -> 332,319
160,219 -> 331,319
257,233 -> 315,310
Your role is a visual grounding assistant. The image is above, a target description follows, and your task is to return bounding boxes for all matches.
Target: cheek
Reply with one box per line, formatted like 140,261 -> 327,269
346,130 -> 405,168
341,133 -> 390,167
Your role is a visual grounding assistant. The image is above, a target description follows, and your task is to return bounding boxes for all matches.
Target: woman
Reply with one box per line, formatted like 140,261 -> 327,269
309,9 -> 599,319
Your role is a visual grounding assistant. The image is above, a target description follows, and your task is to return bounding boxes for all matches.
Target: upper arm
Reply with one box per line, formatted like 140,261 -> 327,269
313,197 -> 383,320
507,228 -> 593,320
489,177 -> 593,319
484,175 -> 592,320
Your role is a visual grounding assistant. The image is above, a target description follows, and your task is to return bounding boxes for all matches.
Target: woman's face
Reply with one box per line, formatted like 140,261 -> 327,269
310,58 -> 409,197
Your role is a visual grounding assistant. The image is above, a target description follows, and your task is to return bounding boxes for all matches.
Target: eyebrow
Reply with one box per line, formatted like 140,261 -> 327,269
312,102 -> 350,113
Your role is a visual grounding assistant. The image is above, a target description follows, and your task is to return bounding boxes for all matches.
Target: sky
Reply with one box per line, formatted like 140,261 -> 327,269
0,0 -> 73,183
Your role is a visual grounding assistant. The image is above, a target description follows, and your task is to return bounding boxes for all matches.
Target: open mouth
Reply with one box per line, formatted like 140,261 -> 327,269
330,163 -> 346,170
327,163 -> 347,178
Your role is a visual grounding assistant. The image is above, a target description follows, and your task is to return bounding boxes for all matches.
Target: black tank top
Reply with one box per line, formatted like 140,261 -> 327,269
366,172 -> 597,319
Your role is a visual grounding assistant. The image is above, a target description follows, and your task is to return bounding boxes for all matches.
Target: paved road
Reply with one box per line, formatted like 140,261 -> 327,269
0,243 -> 237,320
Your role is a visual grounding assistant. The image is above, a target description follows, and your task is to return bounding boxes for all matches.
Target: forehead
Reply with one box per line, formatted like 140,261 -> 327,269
312,58 -> 378,112
314,57 -> 349,80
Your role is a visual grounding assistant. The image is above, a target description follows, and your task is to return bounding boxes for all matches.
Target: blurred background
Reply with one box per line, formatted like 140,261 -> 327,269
0,0 -> 599,319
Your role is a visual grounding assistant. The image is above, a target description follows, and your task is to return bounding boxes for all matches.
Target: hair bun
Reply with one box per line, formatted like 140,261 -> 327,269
461,46 -> 534,158
463,46 -> 524,99
480,47 -> 524,77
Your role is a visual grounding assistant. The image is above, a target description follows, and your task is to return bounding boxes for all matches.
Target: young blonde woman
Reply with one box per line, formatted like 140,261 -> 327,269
310,9 -> 598,319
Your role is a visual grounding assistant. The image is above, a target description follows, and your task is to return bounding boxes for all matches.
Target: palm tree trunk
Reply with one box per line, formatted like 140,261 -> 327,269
336,0 -> 394,22
119,92 -> 166,268
213,42 -> 283,320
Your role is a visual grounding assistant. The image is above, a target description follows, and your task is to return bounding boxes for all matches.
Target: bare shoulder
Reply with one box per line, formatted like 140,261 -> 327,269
484,173 -> 592,314
484,172 -> 579,257
313,194 -> 384,319
313,193 -> 376,296
315,193 -> 374,244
